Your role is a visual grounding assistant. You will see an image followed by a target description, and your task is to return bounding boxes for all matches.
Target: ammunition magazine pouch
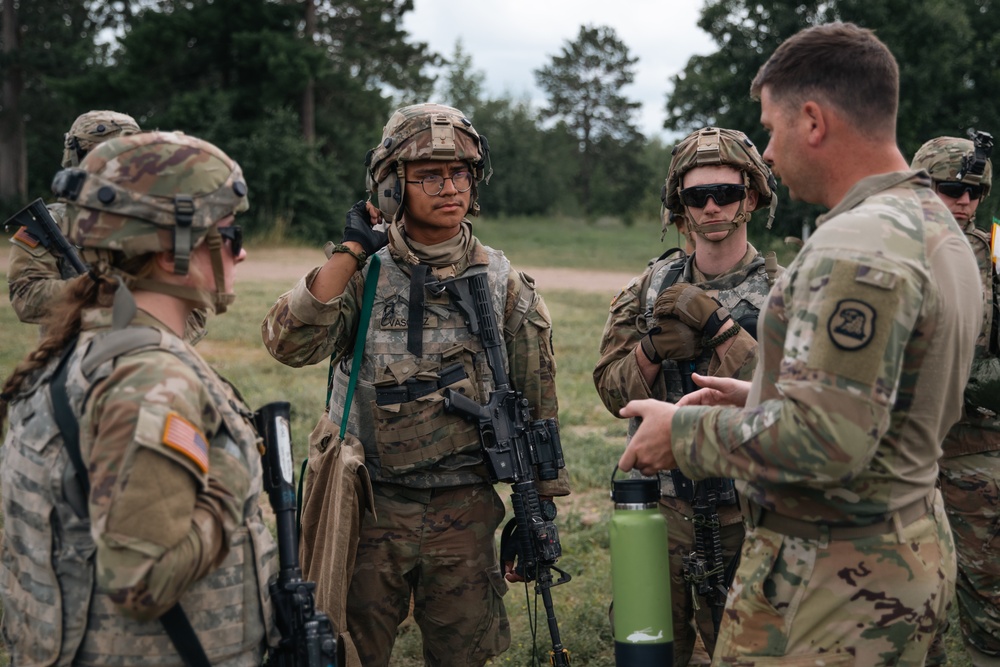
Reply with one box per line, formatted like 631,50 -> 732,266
375,363 -> 467,406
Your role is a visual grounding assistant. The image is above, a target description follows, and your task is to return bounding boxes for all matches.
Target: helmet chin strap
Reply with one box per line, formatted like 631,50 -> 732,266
130,228 -> 235,315
682,172 -> 753,241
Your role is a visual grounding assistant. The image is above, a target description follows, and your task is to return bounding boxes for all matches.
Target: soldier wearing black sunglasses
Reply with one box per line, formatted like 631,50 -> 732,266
594,126 -> 782,666
913,134 -> 1000,667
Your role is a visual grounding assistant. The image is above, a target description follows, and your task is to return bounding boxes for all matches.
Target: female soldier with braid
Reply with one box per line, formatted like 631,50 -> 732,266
0,131 -> 277,665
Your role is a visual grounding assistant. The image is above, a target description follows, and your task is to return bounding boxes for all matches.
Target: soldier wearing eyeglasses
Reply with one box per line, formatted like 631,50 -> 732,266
593,126 -> 782,665
912,135 -> 1000,667
262,103 -> 567,667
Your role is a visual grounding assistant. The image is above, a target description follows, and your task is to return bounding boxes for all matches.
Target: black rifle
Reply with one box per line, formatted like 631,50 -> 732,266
4,198 -> 87,274
678,360 -> 731,634
432,272 -> 572,667
254,402 -> 338,667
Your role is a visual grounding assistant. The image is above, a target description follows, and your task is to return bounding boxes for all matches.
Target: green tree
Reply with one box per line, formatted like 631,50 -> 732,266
472,93 -> 577,218
438,38 -> 485,117
0,0 -> 128,203
535,24 -> 646,217
665,0 -> 1000,234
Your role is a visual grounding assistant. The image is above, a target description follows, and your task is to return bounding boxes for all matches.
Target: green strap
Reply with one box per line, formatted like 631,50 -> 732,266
304,254 -> 381,533
340,253 -> 381,438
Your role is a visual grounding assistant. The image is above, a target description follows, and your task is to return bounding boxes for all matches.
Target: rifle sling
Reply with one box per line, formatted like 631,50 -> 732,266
50,337 -> 211,667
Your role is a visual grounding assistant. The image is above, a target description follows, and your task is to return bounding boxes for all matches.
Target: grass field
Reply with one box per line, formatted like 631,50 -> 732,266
0,215 -> 973,665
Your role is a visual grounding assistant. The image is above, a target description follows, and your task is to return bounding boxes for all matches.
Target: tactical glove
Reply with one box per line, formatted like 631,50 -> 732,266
653,284 -> 731,339
640,320 -> 703,364
341,199 -> 388,256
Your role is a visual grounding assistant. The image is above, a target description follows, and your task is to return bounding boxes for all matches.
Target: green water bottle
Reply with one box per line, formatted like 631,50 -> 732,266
610,470 -> 673,666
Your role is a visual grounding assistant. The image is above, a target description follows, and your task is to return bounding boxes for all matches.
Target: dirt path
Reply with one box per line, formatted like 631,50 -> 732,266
0,245 -> 635,294
239,247 -> 635,294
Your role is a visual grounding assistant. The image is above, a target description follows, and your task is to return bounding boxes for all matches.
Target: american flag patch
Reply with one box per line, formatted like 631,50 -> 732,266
162,412 -> 209,474
12,226 -> 40,248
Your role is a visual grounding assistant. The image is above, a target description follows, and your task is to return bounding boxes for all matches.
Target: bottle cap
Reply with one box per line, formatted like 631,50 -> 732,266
611,478 -> 659,504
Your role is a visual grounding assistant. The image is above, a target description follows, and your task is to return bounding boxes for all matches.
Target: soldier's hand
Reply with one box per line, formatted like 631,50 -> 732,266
341,199 -> 388,255
676,373 -> 751,408
640,321 -> 703,364
654,284 -> 731,339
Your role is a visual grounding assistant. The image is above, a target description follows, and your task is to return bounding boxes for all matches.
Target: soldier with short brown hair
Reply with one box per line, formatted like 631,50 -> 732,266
262,102 -> 568,667
619,22 -> 982,665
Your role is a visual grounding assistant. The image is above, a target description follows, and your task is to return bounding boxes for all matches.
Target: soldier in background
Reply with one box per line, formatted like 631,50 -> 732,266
7,110 -> 140,325
261,103 -> 568,667
618,22 -> 982,664
594,126 -> 780,665
0,131 -> 276,664
912,135 -> 1000,667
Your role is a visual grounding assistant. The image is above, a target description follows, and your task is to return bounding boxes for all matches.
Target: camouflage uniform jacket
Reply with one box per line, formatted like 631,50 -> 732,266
594,244 -> 775,520
7,202 -> 75,324
672,171 -> 982,524
262,234 -> 565,493
941,220 -> 1000,458
0,308 -> 277,666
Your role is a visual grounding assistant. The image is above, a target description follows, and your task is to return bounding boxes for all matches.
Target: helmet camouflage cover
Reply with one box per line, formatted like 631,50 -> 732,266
54,130 -> 248,274
366,103 -> 491,221
662,126 -> 775,216
911,136 -> 992,198
62,110 -> 141,168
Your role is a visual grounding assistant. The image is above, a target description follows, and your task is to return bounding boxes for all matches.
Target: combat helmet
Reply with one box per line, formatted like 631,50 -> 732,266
911,135 -> 992,199
51,130 -> 249,314
366,103 -> 492,222
661,127 -> 777,236
62,110 -> 141,168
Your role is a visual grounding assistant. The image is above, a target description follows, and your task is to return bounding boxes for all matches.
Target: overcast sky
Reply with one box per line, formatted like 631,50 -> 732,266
402,0 -> 717,143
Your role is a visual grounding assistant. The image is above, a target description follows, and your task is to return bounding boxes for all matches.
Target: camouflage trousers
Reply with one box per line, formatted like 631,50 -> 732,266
345,481 -> 510,667
713,491 -> 955,666
661,498 -> 745,666
927,451 -> 1000,666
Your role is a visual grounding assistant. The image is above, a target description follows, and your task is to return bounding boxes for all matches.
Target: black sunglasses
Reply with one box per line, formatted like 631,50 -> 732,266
935,181 -> 984,201
679,183 -> 747,208
217,225 -> 243,256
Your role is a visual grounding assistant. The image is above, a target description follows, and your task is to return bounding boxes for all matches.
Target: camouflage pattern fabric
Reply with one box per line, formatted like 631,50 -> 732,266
911,136 -> 992,196
594,245 -> 775,664
0,308 -> 276,664
926,226 -> 1000,665
716,496 -> 954,666
261,224 -> 562,665
346,482 -> 509,667
60,131 -> 248,259
366,103 -> 490,221
61,109 -> 140,168
671,171 -> 982,663
7,202 -> 76,325
7,201 -> 209,341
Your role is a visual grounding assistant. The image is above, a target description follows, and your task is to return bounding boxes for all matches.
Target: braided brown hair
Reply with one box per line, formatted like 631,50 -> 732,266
0,256 -> 153,432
